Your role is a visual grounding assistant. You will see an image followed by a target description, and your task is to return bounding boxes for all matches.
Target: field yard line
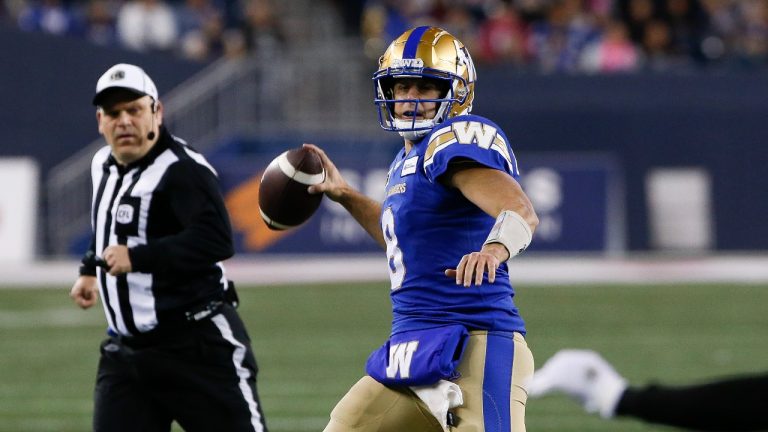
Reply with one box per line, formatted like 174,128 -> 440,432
0,307 -> 101,328
1,254 -> 768,288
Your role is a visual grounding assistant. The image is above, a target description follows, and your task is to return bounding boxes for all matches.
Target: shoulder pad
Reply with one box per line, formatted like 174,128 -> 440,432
424,117 -> 512,169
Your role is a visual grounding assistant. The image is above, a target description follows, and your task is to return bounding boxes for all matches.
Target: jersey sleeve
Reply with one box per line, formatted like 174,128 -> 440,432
129,158 -> 234,274
423,116 -> 519,183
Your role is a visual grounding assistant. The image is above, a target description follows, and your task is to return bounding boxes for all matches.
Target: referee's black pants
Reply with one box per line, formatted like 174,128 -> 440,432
93,304 -> 268,432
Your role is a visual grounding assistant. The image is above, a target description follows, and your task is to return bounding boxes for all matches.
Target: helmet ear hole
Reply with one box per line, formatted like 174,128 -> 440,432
455,81 -> 467,100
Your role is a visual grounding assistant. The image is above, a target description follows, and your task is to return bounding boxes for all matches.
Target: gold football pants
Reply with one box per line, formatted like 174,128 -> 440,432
323,331 -> 533,432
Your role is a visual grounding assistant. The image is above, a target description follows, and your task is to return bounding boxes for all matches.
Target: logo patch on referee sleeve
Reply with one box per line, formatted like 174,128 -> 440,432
115,196 -> 140,237
116,204 -> 134,224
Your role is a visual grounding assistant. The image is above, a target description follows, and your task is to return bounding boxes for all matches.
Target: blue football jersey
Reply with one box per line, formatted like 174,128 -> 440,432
382,114 -> 527,335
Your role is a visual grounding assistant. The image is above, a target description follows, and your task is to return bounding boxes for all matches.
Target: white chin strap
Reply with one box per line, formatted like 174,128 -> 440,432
399,129 -> 429,140
394,118 -> 434,141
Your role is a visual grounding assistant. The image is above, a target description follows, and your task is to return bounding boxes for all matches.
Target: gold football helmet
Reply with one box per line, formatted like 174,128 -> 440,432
374,26 -> 477,140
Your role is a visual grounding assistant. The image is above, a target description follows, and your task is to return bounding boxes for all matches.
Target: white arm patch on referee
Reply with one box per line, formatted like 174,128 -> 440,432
484,210 -> 532,262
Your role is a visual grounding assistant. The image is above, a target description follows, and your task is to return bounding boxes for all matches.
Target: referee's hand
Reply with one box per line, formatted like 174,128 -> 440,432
71,276 -> 99,309
102,245 -> 132,276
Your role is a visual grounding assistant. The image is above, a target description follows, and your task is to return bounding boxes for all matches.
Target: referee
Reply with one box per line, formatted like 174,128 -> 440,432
69,63 -> 268,432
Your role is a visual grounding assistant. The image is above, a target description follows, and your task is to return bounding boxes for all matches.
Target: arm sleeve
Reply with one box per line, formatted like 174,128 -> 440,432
128,160 -> 234,274
616,373 -> 768,431
79,235 -> 97,276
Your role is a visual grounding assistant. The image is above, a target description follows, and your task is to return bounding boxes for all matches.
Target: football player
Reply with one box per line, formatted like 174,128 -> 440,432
306,26 -> 539,431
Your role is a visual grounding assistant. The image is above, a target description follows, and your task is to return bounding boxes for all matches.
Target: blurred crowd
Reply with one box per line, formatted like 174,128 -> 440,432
360,0 -> 768,72
0,0 -> 285,61
2,0 -> 767,72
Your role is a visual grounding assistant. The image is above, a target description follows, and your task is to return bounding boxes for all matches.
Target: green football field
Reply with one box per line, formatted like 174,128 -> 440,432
1,282 -> 766,432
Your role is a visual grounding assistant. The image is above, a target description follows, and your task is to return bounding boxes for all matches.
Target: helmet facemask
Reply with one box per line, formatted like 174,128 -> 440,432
375,74 -> 457,140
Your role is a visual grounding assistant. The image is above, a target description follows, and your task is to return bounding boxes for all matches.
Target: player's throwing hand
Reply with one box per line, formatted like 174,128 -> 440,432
304,143 -> 351,202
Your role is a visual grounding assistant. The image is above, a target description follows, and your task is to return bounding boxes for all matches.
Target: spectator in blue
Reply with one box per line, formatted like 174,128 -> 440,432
176,0 -> 224,60
528,0 -> 601,72
361,0 -> 434,58
82,0 -> 117,46
17,0 -> 84,36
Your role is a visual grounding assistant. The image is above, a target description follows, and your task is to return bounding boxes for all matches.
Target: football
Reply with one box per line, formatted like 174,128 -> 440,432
258,146 -> 325,230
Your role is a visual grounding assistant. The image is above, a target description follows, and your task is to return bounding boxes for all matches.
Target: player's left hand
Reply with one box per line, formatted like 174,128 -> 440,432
445,243 -> 508,287
102,245 -> 132,276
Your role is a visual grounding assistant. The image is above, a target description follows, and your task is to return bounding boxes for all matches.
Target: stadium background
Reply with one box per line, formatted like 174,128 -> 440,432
1,0 -> 767,431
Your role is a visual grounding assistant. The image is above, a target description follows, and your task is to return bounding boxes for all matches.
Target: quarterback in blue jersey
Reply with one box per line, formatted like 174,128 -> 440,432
307,26 -> 539,432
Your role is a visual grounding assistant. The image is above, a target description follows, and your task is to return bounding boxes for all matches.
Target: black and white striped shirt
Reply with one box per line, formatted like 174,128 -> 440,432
82,127 -> 234,336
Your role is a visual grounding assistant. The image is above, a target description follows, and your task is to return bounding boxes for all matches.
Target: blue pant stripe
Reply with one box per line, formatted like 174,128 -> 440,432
482,332 -> 515,432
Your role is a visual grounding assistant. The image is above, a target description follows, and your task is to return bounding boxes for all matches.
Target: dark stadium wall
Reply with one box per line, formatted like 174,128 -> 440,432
473,69 -> 768,251
3,26 -> 767,252
0,26 -> 207,175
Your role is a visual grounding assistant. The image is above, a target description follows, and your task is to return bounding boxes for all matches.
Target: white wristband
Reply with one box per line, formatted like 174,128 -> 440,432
484,210 -> 532,262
